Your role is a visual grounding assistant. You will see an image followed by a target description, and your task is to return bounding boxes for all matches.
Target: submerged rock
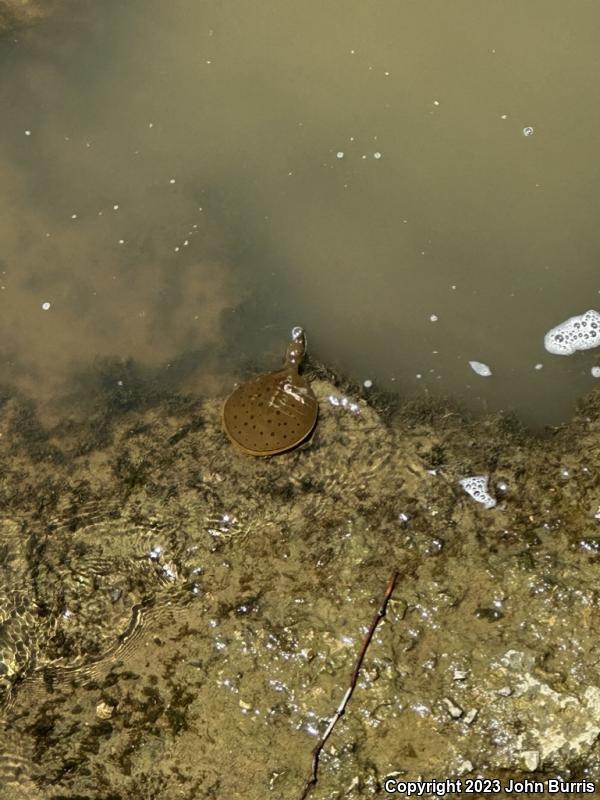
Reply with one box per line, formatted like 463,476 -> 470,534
0,370 -> 599,798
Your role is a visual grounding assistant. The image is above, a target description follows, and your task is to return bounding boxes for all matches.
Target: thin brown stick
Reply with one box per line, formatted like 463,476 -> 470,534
298,569 -> 399,800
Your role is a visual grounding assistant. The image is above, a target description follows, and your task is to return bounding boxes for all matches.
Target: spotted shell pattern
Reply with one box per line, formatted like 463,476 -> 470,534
223,328 -> 318,456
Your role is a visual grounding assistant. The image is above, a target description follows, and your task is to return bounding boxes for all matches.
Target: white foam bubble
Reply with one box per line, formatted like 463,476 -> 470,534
592,366 -> 600,378
459,475 -> 496,509
469,360 -> 492,377
544,309 -> 600,355
327,394 -> 360,413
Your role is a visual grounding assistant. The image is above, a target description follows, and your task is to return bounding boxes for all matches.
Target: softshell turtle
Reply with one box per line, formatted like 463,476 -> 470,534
223,326 -> 318,456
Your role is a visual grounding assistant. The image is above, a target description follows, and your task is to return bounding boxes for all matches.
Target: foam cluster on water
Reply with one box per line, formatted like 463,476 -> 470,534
544,309 -> 600,355
459,475 -> 497,509
327,394 -> 360,413
469,360 -> 492,377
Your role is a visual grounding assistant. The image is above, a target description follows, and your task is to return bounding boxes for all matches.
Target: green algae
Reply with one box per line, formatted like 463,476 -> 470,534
0,365 -> 599,800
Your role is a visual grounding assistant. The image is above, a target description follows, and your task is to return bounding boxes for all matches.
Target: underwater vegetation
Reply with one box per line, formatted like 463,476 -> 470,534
0,355 -> 599,798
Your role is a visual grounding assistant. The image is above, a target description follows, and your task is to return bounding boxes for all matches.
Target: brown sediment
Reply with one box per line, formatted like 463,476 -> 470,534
0,364 -> 599,799
298,569 -> 400,800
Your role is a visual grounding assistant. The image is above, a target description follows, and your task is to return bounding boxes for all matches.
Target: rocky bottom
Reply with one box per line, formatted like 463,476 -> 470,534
0,360 -> 599,799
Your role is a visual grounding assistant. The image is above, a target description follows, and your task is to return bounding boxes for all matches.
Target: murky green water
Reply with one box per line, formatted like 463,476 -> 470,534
1,0 -> 600,425
1,3 -> 600,799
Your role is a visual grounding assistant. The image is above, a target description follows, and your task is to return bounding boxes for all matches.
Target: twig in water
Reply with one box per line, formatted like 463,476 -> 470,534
298,569 -> 399,800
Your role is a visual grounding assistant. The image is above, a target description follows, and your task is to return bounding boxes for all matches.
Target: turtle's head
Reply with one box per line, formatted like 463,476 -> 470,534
285,326 -> 306,368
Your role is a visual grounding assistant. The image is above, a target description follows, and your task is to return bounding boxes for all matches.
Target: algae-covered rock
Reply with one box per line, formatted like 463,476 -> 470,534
0,373 -> 599,799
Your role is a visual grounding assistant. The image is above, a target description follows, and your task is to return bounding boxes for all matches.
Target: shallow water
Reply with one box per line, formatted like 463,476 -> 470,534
1,373 -> 599,799
1,0 -> 600,426
2,4 -> 600,799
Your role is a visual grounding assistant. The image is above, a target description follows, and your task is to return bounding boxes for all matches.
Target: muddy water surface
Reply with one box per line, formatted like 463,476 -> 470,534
1,0 -> 600,424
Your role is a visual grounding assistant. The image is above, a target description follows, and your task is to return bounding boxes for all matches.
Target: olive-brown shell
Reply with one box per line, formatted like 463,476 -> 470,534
223,369 -> 318,456
223,326 -> 318,456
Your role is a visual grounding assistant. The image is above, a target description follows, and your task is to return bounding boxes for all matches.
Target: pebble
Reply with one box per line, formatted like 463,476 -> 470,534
442,697 -> 463,719
96,701 -> 115,720
522,750 -> 540,771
